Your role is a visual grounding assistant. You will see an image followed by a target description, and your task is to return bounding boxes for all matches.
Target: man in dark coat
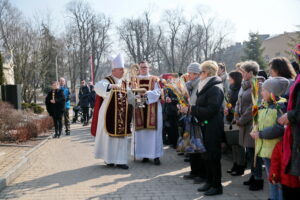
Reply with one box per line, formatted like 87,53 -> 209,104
45,81 -> 66,138
88,82 -> 96,120
79,80 -> 91,126
164,85 -> 179,148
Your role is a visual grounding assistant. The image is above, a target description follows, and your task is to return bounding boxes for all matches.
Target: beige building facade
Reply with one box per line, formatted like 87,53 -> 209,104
262,32 -> 299,62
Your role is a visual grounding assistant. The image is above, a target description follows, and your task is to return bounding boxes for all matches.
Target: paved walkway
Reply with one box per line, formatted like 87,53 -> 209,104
0,124 -> 268,200
0,133 -> 51,177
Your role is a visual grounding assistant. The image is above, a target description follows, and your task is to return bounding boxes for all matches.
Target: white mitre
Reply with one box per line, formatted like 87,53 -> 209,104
112,53 -> 124,69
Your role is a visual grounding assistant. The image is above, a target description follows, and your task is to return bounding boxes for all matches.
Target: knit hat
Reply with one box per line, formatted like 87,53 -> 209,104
187,62 -> 201,74
262,77 -> 289,97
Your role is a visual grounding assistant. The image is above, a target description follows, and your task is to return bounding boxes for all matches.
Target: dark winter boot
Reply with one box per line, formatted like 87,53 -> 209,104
243,175 -> 254,185
231,165 -> 245,176
57,130 -> 62,138
227,163 -> 237,174
249,179 -> 264,191
53,130 -> 58,138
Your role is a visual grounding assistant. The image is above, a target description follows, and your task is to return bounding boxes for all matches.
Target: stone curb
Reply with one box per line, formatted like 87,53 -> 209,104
0,135 -> 52,192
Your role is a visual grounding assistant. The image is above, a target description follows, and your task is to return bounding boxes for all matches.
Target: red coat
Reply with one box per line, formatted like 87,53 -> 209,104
269,141 -> 300,188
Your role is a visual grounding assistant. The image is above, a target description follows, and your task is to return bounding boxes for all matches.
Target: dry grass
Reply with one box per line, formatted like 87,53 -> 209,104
0,101 -> 53,142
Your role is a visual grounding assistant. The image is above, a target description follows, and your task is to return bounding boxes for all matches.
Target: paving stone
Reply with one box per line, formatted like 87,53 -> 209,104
0,123 -> 268,199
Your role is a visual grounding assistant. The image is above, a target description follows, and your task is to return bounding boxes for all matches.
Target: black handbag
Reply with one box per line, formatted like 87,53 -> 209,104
224,124 -> 239,146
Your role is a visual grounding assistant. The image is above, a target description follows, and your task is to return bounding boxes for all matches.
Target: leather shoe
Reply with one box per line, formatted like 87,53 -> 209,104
193,177 -> 205,184
197,183 -> 211,192
204,187 -> 223,196
154,158 -> 161,165
231,165 -> 245,176
183,174 -> 195,180
227,163 -> 237,173
106,163 -> 115,167
116,164 -> 129,169
142,158 -> 149,163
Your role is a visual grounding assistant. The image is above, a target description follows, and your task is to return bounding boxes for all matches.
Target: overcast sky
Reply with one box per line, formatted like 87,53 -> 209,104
11,0 -> 300,43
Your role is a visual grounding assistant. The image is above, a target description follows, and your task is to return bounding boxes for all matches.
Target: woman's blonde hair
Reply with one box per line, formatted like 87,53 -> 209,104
235,62 -> 244,70
200,60 -> 218,77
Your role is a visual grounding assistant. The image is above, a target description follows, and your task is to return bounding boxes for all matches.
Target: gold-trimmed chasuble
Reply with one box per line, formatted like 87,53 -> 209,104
135,76 -> 159,130
104,76 -> 132,137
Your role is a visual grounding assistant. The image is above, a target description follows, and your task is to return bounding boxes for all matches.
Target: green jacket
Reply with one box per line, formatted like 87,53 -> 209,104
255,98 -> 286,158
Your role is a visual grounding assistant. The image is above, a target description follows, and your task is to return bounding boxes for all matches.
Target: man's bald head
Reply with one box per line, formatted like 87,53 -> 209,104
59,77 -> 66,86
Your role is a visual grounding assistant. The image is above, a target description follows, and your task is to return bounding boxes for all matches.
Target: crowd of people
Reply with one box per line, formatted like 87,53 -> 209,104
45,53 -> 300,199
175,58 -> 300,198
45,77 -> 96,138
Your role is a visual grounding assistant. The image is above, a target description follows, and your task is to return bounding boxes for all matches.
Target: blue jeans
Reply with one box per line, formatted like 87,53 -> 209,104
263,158 -> 283,200
246,147 -> 263,179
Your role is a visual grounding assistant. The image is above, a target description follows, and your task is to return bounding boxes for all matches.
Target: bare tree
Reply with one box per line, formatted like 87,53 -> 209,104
196,10 -> 231,62
0,0 -> 22,52
89,14 -> 112,81
66,0 -> 94,81
64,25 -> 81,93
157,9 -> 185,72
65,0 -> 112,88
0,0 -> 61,103
118,12 -> 157,63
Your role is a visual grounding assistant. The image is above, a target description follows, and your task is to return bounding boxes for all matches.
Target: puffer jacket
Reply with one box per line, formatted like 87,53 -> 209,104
269,141 -> 300,188
255,98 -> 286,159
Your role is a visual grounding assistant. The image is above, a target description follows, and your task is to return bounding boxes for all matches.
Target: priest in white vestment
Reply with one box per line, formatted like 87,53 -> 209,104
131,61 -> 164,165
94,54 -> 134,169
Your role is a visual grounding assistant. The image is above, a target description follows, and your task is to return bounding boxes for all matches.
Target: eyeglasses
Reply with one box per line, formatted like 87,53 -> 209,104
199,71 -> 205,74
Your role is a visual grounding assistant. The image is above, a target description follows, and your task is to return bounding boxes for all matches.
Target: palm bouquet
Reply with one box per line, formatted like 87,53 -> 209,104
251,77 -> 260,131
164,74 -> 190,108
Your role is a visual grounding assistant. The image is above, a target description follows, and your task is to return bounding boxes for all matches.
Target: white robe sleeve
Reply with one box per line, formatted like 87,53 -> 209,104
146,82 -> 161,104
127,88 -> 135,106
94,79 -> 111,98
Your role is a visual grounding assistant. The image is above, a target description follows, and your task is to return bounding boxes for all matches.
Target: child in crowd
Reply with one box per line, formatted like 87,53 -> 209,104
250,77 -> 289,200
269,141 -> 300,200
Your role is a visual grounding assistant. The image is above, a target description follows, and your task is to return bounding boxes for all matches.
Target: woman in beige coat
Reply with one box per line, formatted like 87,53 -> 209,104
235,61 -> 264,191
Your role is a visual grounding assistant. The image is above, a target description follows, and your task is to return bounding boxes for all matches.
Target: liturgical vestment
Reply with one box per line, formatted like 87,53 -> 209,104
94,76 -> 133,164
131,74 -> 164,159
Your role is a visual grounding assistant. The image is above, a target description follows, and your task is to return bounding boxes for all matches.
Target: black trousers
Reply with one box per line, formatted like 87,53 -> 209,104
82,107 -> 89,123
190,153 -> 206,179
205,159 -> 222,188
63,108 -> 70,132
165,118 -> 179,147
246,147 -> 263,179
282,185 -> 300,200
52,115 -> 63,135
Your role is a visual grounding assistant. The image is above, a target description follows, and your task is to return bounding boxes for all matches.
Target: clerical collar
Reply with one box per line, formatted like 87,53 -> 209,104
138,74 -> 150,78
